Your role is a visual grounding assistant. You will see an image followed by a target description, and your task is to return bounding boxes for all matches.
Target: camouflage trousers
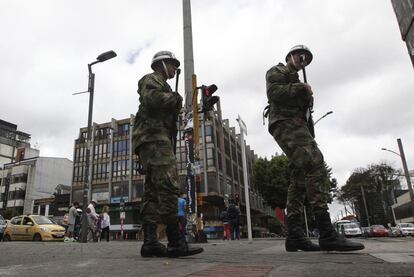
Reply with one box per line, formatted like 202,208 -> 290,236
137,141 -> 179,225
271,118 -> 329,218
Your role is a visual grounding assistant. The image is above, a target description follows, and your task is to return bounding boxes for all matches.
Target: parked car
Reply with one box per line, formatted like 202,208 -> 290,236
388,226 -> 405,237
396,223 -> 414,237
342,223 -> 362,237
361,227 -> 371,237
333,220 -> 352,233
3,215 -> 66,242
0,215 -> 7,240
369,225 -> 389,237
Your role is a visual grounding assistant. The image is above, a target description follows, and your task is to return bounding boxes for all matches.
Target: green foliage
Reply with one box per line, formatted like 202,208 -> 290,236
254,155 -> 338,209
323,162 -> 338,204
1,208 -> 19,219
337,162 -> 400,225
254,155 -> 290,209
338,163 -> 400,203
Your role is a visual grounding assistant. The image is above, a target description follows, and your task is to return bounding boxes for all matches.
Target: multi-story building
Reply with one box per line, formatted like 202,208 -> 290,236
0,153 -> 73,217
0,119 -> 31,167
71,108 -> 275,238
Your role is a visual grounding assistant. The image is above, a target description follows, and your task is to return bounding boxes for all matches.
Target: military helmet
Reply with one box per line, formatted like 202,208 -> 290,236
151,50 -> 180,70
285,44 -> 313,65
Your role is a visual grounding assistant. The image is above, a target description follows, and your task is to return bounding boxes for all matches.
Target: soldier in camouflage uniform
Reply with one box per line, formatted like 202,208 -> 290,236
266,45 -> 364,252
132,51 -> 203,258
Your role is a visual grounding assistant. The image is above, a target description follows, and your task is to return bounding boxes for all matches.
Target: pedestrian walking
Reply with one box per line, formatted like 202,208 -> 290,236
87,200 -> 98,242
227,197 -> 240,240
65,201 -> 79,242
177,192 -> 187,238
265,44 -> 364,252
100,205 -> 111,242
74,208 -> 82,241
220,207 -> 230,240
132,50 -> 203,258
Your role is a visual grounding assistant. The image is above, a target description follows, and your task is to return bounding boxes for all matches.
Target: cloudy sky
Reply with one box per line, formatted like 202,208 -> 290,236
1,0 -> 413,218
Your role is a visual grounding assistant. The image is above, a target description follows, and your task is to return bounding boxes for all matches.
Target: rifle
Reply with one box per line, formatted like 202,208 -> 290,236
172,68 -> 181,154
300,57 -> 315,138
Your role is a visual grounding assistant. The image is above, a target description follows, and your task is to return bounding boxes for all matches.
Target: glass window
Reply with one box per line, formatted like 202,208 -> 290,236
11,173 -> 27,184
132,181 -> 144,201
32,215 -> 54,225
114,141 -> 118,156
111,182 -> 128,197
72,189 -> 83,204
112,161 -> 118,177
33,205 -> 39,214
22,216 -> 34,225
40,205 -> 46,215
205,126 -> 212,136
11,216 -> 22,225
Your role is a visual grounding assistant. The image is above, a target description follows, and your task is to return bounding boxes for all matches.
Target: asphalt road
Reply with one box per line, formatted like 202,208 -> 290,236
0,237 -> 413,277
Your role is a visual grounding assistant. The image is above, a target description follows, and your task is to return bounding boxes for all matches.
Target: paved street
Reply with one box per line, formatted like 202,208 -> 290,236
0,237 -> 414,277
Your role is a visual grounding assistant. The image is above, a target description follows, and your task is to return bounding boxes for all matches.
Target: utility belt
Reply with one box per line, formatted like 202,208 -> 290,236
262,104 -> 304,125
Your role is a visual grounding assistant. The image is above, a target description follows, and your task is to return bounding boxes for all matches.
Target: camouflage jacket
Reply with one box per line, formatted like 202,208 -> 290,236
132,71 -> 182,152
265,63 -> 312,132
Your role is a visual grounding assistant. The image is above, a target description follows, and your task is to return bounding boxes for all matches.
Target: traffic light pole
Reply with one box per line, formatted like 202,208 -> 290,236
201,113 -> 208,195
183,0 -> 200,241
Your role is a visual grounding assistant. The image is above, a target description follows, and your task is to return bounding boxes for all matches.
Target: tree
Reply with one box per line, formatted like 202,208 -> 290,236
323,162 -> 338,204
254,155 -> 338,209
254,155 -> 289,209
337,162 -> 400,226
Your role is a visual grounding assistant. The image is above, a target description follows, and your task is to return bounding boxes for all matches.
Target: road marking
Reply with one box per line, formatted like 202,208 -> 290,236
188,265 -> 274,277
370,253 -> 414,263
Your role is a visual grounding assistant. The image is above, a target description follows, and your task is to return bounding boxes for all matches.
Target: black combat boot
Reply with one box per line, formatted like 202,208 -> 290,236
166,223 -> 204,257
316,212 -> 364,252
141,224 -> 167,257
285,215 -> 320,252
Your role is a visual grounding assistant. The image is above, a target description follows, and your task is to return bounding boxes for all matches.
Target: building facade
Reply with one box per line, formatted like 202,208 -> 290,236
71,109 -> 275,237
391,0 -> 414,69
0,156 -> 73,217
0,119 -> 31,167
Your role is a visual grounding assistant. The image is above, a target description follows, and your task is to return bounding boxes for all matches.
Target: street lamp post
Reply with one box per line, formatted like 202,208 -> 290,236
314,111 -> 333,125
236,115 -> 252,242
302,111 -> 332,235
381,138 -> 414,201
74,50 -> 117,243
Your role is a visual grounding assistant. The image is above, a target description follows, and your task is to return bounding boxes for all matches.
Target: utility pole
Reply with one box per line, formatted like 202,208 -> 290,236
183,0 -> 195,113
182,0 -> 198,240
303,207 -> 309,238
397,138 -> 414,201
361,185 -> 371,226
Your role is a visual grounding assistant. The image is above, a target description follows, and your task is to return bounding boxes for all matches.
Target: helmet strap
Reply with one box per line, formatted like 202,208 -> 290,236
290,54 -> 300,69
162,60 -> 170,79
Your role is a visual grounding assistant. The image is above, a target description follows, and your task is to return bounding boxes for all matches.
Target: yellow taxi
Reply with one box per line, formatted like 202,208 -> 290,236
3,215 -> 66,242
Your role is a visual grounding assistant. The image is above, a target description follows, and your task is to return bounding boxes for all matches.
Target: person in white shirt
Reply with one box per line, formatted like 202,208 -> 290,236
100,205 -> 111,242
87,200 -> 98,242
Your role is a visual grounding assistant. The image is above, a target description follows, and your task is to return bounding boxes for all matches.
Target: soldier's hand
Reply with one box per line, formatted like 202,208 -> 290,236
304,83 -> 313,95
303,83 -> 313,102
175,93 -> 183,111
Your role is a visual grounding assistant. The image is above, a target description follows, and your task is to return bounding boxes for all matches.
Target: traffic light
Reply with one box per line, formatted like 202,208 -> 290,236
200,84 -> 219,112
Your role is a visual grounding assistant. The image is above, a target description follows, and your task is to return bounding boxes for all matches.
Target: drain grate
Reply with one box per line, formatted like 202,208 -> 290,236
187,265 -> 274,277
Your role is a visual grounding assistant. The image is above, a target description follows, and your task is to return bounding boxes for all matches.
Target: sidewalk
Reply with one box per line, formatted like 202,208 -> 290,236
0,237 -> 413,276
